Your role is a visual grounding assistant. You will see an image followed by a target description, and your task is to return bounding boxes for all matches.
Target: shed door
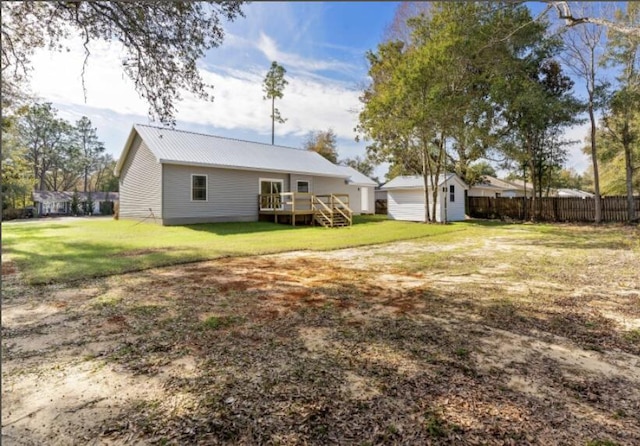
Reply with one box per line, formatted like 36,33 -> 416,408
361,187 -> 369,213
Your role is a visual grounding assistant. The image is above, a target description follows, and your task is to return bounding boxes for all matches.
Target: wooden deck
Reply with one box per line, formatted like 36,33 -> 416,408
258,193 -> 353,227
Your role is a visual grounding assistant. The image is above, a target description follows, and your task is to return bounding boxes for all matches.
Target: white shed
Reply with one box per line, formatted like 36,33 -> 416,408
380,174 -> 468,222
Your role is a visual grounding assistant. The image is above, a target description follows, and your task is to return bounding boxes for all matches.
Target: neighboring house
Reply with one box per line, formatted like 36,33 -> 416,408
380,174 -> 468,222
114,124 -> 377,225
553,188 -> 595,198
468,175 -> 534,198
32,191 -> 119,215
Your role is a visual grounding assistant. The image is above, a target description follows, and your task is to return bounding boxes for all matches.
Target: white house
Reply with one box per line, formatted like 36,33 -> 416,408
468,175 -> 533,198
32,190 -> 119,215
553,188 -> 594,198
380,174 -> 468,222
114,124 -> 377,225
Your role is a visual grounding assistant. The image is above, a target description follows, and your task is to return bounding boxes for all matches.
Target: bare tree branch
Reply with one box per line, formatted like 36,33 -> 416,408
550,1 -> 640,37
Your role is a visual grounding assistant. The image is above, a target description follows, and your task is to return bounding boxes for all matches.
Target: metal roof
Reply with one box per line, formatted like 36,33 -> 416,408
335,165 -> 378,186
115,124 -> 350,178
381,173 -> 462,190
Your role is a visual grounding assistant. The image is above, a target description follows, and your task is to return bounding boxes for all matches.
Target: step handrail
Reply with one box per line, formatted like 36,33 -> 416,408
331,194 -> 352,226
312,195 -> 333,226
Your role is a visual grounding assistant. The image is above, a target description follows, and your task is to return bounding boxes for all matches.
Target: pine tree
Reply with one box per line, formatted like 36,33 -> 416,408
262,61 -> 288,145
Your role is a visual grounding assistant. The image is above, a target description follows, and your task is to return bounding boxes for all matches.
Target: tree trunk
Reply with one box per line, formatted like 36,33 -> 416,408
526,138 -> 537,222
530,160 -> 537,222
588,100 -> 602,223
522,164 -> 528,221
431,174 -> 438,223
271,97 -> 275,145
623,120 -> 634,223
421,147 -> 430,223
625,146 -> 634,223
431,137 -> 445,222
422,173 -> 430,223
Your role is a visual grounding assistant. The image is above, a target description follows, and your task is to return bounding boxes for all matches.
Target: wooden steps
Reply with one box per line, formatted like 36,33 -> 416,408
313,210 -> 351,227
312,194 -> 353,228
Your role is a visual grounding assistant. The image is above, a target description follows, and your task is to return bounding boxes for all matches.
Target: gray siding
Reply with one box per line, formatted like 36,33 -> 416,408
290,174 -> 313,193
162,165 -> 288,225
312,176 -> 373,215
119,135 -> 162,220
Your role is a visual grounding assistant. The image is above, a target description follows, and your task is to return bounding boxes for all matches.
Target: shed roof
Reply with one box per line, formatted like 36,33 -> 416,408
380,173 -> 465,190
115,124 -> 350,179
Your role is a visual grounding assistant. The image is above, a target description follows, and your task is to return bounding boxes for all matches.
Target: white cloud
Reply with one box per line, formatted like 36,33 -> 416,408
29,38 -> 149,117
256,33 -> 355,74
180,67 -> 361,140
28,35 -> 363,143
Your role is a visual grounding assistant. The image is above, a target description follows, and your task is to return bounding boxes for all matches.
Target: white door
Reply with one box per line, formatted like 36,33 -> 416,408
361,187 -> 369,213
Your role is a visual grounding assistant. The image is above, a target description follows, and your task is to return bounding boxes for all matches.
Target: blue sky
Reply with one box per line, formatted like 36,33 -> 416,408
28,1 -> 597,180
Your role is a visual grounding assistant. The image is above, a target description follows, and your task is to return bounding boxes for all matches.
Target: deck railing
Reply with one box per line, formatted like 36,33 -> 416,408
259,193 -> 353,227
311,196 -> 334,224
259,193 -> 313,212
312,194 -> 353,227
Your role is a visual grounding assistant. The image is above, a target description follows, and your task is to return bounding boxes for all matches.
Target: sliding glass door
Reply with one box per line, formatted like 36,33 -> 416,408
259,179 -> 284,210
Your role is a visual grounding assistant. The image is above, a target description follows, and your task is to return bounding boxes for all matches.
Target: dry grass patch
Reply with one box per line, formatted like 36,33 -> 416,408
2,224 -> 639,445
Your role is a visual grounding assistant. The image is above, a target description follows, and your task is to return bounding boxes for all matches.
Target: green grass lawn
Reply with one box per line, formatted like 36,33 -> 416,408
4,216 -> 637,285
2,215 -> 475,284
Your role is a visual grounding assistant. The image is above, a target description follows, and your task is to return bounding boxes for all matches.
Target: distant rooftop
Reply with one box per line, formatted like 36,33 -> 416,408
380,173 -> 460,190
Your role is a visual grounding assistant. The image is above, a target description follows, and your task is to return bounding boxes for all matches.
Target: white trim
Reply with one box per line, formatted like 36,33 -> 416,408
296,180 -> 310,193
259,178 -> 285,211
191,173 -> 208,202
258,177 -> 285,192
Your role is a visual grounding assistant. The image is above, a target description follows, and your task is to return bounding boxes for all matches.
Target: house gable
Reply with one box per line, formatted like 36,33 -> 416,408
118,133 -> 162,220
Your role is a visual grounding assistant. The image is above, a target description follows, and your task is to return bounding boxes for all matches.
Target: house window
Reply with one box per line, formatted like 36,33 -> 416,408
192,174 -> 207,201
449,185 -> 455,202
297,180 -> 310,193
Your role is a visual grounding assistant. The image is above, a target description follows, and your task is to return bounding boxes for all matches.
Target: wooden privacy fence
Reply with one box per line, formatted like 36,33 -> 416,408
468,196 -> 640,222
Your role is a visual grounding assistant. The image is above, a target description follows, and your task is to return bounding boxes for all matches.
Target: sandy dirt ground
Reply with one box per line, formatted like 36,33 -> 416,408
2,230 -> 639,445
